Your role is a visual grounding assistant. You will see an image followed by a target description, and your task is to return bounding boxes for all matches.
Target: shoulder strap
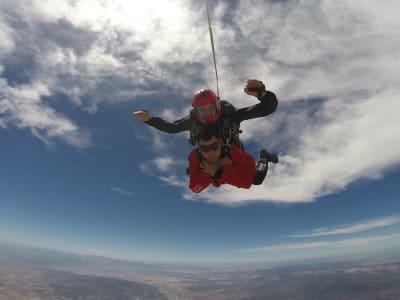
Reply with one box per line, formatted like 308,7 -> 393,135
220,100 -> 236,114
188,117 -> 202,146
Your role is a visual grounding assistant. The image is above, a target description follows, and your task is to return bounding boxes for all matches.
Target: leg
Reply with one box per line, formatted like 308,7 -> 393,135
253,149 -> 278,185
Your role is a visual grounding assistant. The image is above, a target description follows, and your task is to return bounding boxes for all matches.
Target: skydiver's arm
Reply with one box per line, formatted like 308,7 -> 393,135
233,91 -> 278,123
215,147 -> 256,189
145,115 -> 192,134
188,151 -> 213,193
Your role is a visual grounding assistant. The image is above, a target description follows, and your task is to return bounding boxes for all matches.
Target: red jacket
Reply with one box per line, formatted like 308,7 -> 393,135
188,145 -> 256,193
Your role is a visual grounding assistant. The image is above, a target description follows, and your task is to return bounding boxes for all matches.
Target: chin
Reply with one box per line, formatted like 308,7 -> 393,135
206,157 -> 218,164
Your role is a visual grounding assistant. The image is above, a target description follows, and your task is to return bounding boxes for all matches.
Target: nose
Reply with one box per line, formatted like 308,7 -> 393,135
203,108 -> 213,117
202,151 -> 212,158
203,149 -> 218,161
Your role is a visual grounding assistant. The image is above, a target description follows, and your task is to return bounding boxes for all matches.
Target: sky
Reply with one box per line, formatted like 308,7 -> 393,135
1,0 -> 400,264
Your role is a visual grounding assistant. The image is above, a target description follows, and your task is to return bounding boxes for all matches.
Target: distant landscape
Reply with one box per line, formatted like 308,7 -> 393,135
1,241 -> 400,299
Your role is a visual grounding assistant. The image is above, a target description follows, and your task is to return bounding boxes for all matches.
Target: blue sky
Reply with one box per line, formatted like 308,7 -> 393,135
1,0 -> 400,264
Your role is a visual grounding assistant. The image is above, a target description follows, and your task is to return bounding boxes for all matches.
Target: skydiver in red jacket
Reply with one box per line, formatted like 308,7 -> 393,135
188,124 -> 256,193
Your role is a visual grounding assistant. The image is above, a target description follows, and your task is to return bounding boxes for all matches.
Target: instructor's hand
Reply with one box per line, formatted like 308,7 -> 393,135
244,79 -> 266,98
133,111 -> 150,122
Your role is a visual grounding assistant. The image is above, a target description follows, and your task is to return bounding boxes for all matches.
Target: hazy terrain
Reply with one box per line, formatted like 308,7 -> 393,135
1,241 -> 400,299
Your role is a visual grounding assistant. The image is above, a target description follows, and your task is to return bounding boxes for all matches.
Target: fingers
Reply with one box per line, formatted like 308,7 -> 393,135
245,79 -> 262,95
247,79 -> 258,84
216,157 -> 232,167
246,79 -> 263,87
244,86 -> 257,95
200,161 -> 219,176
200,162 -> 209,173
132,111 -> 150,122
245,79 -> 266,97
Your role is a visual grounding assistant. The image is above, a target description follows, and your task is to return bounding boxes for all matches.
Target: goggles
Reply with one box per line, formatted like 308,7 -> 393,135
195,103 -> 217,119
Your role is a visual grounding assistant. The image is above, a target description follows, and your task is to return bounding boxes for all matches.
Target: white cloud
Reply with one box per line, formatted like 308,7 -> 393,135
0,79 -> 90,149
292,215 -> 400,238
228,0 -> 400,101
0,17 -> 15,57
139,155 -> 188,175
0,0 -> 210,147
109,185 -> 134,197
153,157 -> 177,172
241,233 -> 400,252
159,175 -> 188,189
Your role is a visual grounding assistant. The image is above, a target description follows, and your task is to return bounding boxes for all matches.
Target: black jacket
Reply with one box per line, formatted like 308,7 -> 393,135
144,91 -> 278,135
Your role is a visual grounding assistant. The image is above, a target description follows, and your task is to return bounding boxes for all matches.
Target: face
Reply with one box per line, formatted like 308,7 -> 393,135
197,137 -> 221,163
197,103 -> 217,119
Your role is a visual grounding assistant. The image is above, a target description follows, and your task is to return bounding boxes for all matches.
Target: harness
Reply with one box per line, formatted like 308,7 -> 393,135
188,101 -> 243,148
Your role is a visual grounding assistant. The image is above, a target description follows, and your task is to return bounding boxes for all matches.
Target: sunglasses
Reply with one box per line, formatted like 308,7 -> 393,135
198,140 -> 221,152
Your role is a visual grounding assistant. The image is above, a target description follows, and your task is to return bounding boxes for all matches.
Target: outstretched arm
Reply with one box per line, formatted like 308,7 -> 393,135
133,110 -> 192,134
233,79 -> 278,123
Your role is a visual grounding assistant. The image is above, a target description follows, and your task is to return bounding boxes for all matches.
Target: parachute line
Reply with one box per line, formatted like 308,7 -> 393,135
205,0 -> 220,99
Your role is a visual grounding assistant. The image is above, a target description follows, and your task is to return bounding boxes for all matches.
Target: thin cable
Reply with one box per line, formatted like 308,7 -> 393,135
206,0 -> 220,98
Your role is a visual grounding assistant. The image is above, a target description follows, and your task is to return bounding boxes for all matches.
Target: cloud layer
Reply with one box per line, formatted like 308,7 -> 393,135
291,215 -> 400,238
242,214 -> 400,253
1,0 -> 399,204
241,233 -> 400,253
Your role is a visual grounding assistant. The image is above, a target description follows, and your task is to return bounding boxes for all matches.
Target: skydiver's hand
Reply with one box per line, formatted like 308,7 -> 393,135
133,110 -> 150,122
216,157 -> 232,168
200,160 -> 219,177
244,79 -> 266,98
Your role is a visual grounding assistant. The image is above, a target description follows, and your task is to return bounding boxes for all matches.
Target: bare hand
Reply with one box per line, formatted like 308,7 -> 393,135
200,160 -> 220,177
216,157 -> 232,168
133,111 -> 150,122
244,79 -> 266,97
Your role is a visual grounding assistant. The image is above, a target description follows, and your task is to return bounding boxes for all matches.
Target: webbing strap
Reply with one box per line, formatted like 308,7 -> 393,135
206,0 -> 220,98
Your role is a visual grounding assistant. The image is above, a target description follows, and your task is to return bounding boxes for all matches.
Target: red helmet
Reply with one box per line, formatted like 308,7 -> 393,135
192,89 -> 221,124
